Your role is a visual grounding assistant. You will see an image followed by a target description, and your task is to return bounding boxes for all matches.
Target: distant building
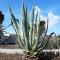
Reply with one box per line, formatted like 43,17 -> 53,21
0,34 -> 16,45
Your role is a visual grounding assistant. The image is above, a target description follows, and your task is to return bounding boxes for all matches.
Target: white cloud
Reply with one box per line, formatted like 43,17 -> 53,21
48,12 -> 60,28
34,6 -> 60,29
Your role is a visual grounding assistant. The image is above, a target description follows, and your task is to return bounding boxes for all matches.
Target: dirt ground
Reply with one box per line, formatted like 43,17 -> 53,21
0,45 -> 22,60
0,53 -> 60,60
52,56 -> 60,60
0,53 -> 22,60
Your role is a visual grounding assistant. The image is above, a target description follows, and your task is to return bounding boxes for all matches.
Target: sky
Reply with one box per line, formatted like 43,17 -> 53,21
0,0 -> 60,35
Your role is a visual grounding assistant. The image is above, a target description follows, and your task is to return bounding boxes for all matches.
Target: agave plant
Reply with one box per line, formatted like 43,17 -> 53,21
9,1 -> 56,60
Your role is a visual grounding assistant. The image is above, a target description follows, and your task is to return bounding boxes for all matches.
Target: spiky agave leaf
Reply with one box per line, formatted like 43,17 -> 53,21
25,6 -> 32,51
22,1 -> 30,51
45,32 -> 57,49
37,32 -> 56,52
32,11 -> 38,47
29,5 -> 35,50
9,6 -> 19,33
22,4 -> 26,50
9,6 -> 24,48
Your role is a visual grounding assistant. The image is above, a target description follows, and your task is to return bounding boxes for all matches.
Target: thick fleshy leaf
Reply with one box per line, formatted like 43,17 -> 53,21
37,32 -> 56,52
29,6 -> 35,49
9,6 -> 25,48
